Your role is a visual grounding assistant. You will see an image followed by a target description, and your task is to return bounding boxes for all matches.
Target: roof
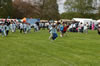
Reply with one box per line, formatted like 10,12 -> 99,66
40,20 -> 48,23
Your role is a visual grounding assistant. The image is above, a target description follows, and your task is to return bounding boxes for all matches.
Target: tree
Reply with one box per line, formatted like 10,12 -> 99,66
61,0 -> 98,19
13,0 -> 41,18
40,0 -> 60,20
0,0 -> 13,18
64,0 -> 94,14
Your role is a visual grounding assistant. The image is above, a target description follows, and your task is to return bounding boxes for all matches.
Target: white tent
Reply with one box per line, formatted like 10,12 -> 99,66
72,18 -> 96,25
97,20 -> 100,23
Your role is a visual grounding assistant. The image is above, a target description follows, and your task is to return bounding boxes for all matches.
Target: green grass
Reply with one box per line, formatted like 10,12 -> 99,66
0,30 -> 100,66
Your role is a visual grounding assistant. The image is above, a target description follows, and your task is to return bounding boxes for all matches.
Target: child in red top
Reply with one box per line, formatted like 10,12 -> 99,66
62,24 -> 68,37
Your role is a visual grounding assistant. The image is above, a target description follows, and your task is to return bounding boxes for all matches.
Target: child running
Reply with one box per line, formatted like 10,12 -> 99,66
49,25 -> 58,40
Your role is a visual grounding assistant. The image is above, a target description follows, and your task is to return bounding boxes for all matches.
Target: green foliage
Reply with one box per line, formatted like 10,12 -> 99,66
64,0 -> 94,13
63,0 -> 100,19
0,0 -> 60,19
61,12 -> 100,19
61,12 -> 82,19
40,0 -> 60,20
0,0 -> 13,18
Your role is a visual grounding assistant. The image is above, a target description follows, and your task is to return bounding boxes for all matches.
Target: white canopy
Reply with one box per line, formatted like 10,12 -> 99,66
72,18 -> 96,25
97,20 -> 100,23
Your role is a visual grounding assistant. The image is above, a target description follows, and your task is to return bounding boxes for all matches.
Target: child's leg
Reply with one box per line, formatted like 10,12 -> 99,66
6,30 -> 9,36
60,31 -> 62,37
20,29 -> 22,33
49,33 -> 52,39
2,31 -> 4,37
0,30 -> 1,36
86,29 -> 88,34
4,31 -> 6,36
12,28 -> 14,32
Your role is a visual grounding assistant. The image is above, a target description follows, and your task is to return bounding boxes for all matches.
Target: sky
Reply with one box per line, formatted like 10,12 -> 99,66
57,0 -> 66,14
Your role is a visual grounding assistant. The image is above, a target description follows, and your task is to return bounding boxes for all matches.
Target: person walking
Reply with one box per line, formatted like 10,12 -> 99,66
23,23 -> 27,34
92,22 -> 95,30
20,23 -> 24,33
60,23 -> 64,37
5,24 -> 10,36
84,24 -> 88,34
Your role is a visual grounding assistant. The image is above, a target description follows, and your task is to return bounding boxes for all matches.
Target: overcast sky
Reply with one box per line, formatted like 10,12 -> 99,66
57,0 -> 66,14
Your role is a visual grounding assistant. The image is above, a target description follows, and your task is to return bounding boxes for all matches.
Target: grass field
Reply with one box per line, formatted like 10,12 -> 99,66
0,30 -> 100,66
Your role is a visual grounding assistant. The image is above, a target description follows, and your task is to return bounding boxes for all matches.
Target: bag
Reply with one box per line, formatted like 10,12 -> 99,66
60,26 -> 64,31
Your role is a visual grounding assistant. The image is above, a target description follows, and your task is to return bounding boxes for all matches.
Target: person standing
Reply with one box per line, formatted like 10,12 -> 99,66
10,22 -> 13,32
13,22 -> 16,32
79,23 -> 84,33
23,23 -> 27,34
20,23 -> 24,33
27,24 -> 31,33
84,24 -> 88,34
97,23 -> 100,35
60,23 -> 64,37
34,23 -> 38,32
63,24 -> 68,36
5,24 -> 10,36
92,22 -> 95,30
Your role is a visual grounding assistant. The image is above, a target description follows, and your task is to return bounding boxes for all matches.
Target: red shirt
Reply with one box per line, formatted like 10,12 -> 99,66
63,26 -> 67,32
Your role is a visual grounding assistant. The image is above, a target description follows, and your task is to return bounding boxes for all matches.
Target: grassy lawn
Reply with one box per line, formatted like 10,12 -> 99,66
0,30 -> 100,66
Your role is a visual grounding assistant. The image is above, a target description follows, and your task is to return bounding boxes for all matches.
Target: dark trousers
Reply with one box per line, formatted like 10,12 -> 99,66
6,30 -> 9,36
20,29 -> 23,33
24,28 -> 26,33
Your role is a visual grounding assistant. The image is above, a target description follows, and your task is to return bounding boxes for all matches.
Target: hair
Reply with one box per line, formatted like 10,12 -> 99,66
52,25 -> 56,28
81,22 -> 83,24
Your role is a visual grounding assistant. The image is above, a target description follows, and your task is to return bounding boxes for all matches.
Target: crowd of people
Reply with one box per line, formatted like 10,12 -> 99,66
47,21 -> 99,40
0,19 -> 100,41
0,20 -> 32,37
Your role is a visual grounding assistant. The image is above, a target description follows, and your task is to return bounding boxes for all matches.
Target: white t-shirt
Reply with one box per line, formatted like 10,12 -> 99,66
84,26 -> 87,30
20,23 -> 23,29
34,24 -> 38,28
73,24 -> 76,28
